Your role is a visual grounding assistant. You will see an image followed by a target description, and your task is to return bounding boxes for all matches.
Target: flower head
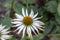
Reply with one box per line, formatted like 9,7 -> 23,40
0,24 -> 11,40
11,8 -> 44,38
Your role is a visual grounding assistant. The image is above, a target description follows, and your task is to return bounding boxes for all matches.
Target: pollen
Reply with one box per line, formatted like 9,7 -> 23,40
23,16 -> 33,26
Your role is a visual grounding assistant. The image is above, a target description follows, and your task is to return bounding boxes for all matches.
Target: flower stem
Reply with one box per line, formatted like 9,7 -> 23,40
26,0 -> 28,8
10,0 -> 15,18
11,0 -> 15,9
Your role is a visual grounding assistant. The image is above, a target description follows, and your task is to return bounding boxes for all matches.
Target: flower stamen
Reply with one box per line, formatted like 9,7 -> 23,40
23,16 -> 33,26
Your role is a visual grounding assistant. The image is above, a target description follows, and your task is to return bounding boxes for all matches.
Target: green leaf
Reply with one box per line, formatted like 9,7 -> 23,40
57,3 -> 60,16
21,0 -> 34,3
14,3 -> 23,14
56,26 -> 60,33
45,0 -> 57,13
0,11 -> 11,28
44,22 -> 53,34
33,33 -> 44,40
55,14 -> 60,25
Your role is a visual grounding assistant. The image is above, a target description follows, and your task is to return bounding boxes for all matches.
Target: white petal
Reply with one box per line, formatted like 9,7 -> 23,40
32,25 -> 39,34
27,27 -> 31,37
1,38 -> 5,40
33,12 -> 38,19
33,25 -> 43,31
22,8 -> 25,17
30,9 -> 34,17
2,32 -> 10,34
33,18 -> 40,21
34,21 -> 40,23
11,22 -> 22,24
33,22 -> 43,28
33,22 -> 40,27
34,21 -> 44,25
1,35 -> 10,39
38,28 -> 44,31
0,24 -> 2,27
1,28 -> 9,33
14,25 -> 24,31
22,27 -> 26,38
12,19 -> 22,21
0,26 -> 5,31
26,9 -> 28,16
15,14 -> 23,19
17,25 -> 25,34
31,27 -> 36,35
12,23 -> 22,27
39,21 -> 45,25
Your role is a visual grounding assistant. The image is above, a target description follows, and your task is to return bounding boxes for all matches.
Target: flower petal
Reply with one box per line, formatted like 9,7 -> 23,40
12,23 -> 22,27
17,25 -> 25,34
11,22 -> 22,24
22,27 -> 26,38
32,25 -> 39,34
33,12 -> 38,19
30,9 -> 34,17
1,35 -> 10,39
1,38 -> 5,40
1,28 -> 9,33
14,25 -> 24,31
22,8 -> 25,17
12,19 -> 22,21
33,18 -> 40,21
26,9 -> 28,16
0,26 -> 5,31
27,27 -> 32,37
31,27 -> 36,35
15,14 -> 23,19
33,22 -> 40,27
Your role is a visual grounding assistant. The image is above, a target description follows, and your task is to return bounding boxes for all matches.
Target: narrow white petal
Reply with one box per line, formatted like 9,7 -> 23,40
30,9 -> 34,17
1,35 -> 10,39
34,21 -> 45,25
33,22 -> 40,27
1,28 -> 9,33
15,14 -> 23,19
11,22 -> 22,24
33,12 -> 38,19
22,27 -> 26,38
26,9 -> 28,16
0,24 -> 2,27
31,27 -> 36,35
33,22 -> 43,28
34,21 -> 40,23
27,27 -> 31,37
0,26 -> 5,31
12,23 -> 22,27
39,21 -> 45,25
17,25 -> 24,34
2,32 -> 10,34
1,38 -> 5,40
33,18 -> 40,21
27,27 -> 31,33
38,28 -> 44,31
14,25 -> 24,31
12,19 -> 22,21
33,25 -> 43,31
22,8 -> 25,17
32,25 -> 39,34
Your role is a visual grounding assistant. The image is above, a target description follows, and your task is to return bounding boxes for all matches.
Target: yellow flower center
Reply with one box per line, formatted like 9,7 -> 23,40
23,16 -> 33,26
0,33 -> 2,38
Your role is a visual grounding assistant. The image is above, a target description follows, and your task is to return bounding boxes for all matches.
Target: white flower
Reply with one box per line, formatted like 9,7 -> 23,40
11,8 -> 44,38
0,24 -> 11,40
